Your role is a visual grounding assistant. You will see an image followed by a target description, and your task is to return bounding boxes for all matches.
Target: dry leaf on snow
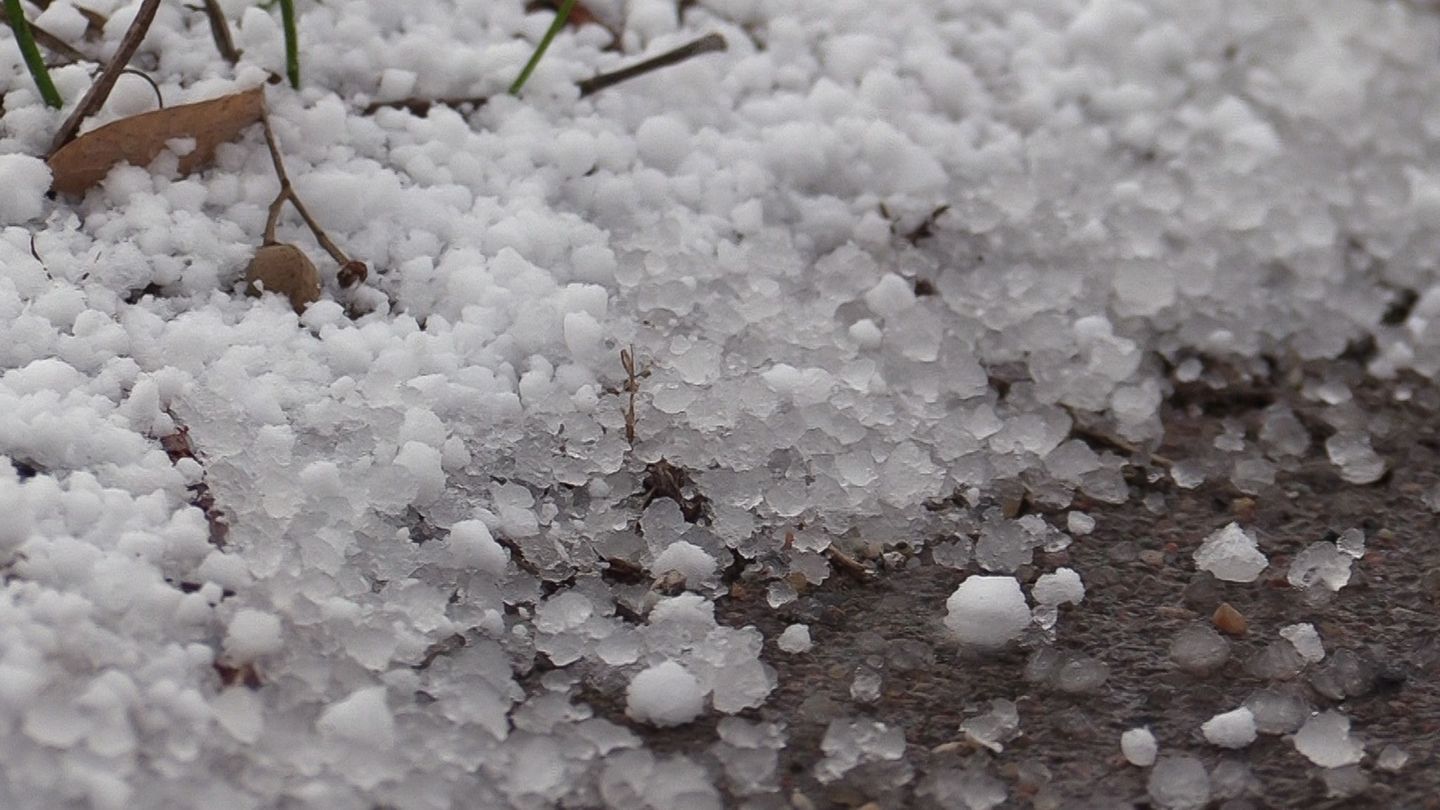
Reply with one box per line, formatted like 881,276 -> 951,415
47,86 -> 265,196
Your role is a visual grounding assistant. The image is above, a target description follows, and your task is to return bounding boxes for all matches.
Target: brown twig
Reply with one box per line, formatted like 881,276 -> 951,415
577,31 -> 725,97
825,546 -> 875,581
257,109 -> 352,265
620,346 -> 639,445
47,0 -> 161,156
364,31 -> 727,116
118,67 -> 163,109
0,5 -> 87,63
159,411 -> 230,549
362,94 -> 490,116
74,5 -> 108,39
193,0 -> 240,63
1069,420 -> 1174,469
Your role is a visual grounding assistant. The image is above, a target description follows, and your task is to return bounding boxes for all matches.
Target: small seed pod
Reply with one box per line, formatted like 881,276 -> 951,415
337,259 -> 368,289
245,243 -> 321,313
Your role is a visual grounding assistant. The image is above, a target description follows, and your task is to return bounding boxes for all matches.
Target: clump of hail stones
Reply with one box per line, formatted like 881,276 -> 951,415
0,0 -> 1430,806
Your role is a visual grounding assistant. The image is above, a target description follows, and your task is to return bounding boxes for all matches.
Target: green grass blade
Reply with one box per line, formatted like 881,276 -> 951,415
509,0 -> 577,96
279,0 -> 299,89
4,0 -> 62,108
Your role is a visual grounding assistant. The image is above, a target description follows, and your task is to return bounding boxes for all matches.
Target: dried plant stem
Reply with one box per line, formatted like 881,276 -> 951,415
158,411 -> 230,549
258,109 -> 350,265
196,0 -> 240,63
362,95 -> 489,116
577,32 -> 725,97
47,0 -> 161,155
3,0 -> 63,107
118,68 -> 163,109
620,346 -> 639,445
825,546 -> 875,581
1069,420 -> 1174,469
368,31 -> 727,116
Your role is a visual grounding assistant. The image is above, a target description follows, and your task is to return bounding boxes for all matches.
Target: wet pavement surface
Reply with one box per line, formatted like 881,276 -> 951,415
577,360 -> 1440,809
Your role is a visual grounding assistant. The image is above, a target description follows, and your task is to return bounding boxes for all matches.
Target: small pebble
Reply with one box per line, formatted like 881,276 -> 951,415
1212,602 -> 1248,636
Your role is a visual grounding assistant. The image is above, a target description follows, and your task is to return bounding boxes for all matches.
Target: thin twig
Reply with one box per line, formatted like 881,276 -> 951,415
47,0 -> 161,155
74,5 -> 107,39
825,546 -> 875,581
365,32 -> 727,117
194,0 -> 240,63
262,188 -> 287,245
159,410 -> 231,549
620,346 -> 638,445
1069,420 -> 1174,469
118,68 -> 163,109
362,95 -> 490,116
0,4 -> 86,64
258,109 -> 352,265
578,31 -> 725,97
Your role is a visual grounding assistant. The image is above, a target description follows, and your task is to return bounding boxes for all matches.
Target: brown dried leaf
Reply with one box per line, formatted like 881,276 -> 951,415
47,86 -> 264,196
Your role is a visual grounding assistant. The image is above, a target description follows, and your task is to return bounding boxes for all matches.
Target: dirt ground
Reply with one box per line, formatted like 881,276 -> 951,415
576,356 -> 1440,809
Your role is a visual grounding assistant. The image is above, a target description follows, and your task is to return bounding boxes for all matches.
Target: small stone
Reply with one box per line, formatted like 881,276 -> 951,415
1212,602 -> 1247,636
